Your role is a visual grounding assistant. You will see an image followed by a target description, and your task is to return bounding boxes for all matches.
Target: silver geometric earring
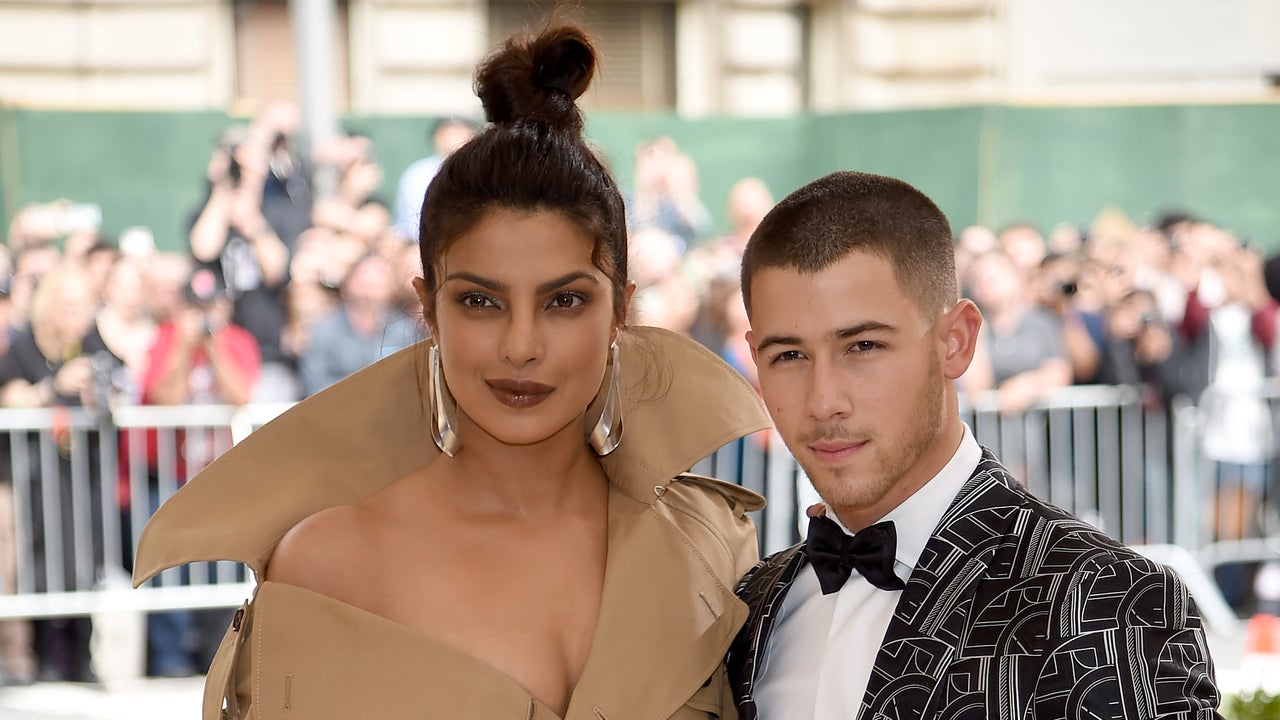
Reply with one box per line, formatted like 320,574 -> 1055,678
428,341 -> 461,457
587,341 -> 624,456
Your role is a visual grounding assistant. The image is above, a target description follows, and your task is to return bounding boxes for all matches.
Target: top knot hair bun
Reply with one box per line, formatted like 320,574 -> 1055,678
474,23 -> 596,133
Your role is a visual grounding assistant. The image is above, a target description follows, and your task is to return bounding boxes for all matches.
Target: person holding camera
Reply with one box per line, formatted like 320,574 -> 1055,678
188,109 -> 311,404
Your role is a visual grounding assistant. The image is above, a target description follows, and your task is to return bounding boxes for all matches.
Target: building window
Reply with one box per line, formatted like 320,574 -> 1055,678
488,0 -> 677,111
233,0 -> 351,109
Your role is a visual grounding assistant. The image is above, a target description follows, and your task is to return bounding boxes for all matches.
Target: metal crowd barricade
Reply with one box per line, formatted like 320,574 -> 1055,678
1176,385 -> 1280,575
0,405 -> 258,620
960,384 -> 1173,547
0,384 -> 1256,634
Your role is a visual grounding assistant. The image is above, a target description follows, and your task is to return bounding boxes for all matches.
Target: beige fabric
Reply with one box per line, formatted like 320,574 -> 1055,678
135,326 -> 771,720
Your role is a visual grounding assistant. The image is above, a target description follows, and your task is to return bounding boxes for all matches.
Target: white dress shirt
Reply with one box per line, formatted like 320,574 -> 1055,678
754,425 -> 981,720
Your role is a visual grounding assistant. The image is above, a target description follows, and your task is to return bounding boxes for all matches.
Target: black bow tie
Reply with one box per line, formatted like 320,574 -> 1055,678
805,515 -> 905,594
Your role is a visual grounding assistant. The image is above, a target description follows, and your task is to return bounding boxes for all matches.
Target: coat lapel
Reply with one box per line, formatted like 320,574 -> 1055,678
565,489 -> 747,720
858,450 -> 1025,720
726,544 -> 807,720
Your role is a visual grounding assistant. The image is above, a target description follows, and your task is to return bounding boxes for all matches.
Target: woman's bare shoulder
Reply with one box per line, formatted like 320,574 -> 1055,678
264,469 -> 437,598
265,502 -> 377,597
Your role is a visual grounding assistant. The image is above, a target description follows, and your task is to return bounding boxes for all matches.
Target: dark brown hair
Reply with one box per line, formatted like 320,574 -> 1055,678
418,24 -> 628,323
740,171 -> 957,320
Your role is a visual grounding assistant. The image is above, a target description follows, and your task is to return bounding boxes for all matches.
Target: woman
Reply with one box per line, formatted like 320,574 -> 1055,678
134,23 -> 770,720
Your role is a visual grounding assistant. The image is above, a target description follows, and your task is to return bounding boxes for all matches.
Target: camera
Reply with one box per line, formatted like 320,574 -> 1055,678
223,143 -> 242,186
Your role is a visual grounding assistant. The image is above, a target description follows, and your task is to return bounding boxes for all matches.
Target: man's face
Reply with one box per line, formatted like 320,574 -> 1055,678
747,250 -> 965,527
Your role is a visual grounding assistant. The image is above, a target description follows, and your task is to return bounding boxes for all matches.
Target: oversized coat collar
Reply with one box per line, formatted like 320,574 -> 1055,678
133,325 -> 771,583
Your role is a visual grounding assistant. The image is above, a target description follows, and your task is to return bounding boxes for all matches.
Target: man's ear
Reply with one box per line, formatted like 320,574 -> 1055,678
746,330 -> 758,366
937,299 -> 982,380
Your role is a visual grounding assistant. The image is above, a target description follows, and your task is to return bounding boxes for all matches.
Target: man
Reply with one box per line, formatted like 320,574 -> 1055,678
727,171 -> 1221,719
392,116 -> 477,241
298,253 -> 418,397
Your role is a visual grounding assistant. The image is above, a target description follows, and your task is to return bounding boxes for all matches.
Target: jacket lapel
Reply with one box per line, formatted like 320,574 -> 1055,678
726,544 -> 807,720
858,450 -> 1024,720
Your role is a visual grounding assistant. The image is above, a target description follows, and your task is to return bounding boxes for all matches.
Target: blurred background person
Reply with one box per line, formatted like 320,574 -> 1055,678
392,117 -> 477,241
7,242 -> 61,332
298,252 -> 417,397
125,266 -> 260,678
626,227 -> 698,334
187,106 -> 311,405
94,255 -> 156,395
1095,288 -> 1179,406
960,249 -> 1072,413
0,273 -> 33,687
955,225 -> 999,295
683,176 -> 773,312
998,221 -> 1048,274
1031,251 -> 1103,384
0,263 -> 117,684
625,135 -> 710,250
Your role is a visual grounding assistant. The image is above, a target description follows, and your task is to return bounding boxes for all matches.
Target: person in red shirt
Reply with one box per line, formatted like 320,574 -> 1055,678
128,267 -> 260,677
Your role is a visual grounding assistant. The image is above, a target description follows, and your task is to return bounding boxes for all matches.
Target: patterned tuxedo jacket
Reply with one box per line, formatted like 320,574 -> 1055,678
728,449 -> 1223,720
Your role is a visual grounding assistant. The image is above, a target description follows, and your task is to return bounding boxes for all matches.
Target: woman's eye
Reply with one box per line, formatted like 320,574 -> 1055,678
460,292 -> 497,309
548,292 -> 586,309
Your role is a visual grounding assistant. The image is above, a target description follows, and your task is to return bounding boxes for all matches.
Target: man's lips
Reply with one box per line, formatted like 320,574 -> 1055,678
486,378 -> 554,408
807,439 -> 867,463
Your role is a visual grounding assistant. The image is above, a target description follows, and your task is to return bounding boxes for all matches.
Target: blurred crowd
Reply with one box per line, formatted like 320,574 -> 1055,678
3,98 -> 1280,682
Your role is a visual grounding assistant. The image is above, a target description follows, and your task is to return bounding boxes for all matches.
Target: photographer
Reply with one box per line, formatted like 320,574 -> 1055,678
1032,251 -> 1104,384
141,268 -> 259,410
1095,288 -> 1178,403
187,108 -> 311,403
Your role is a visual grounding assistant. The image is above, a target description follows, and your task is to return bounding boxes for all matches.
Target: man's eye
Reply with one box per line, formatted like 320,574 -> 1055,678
849,341 -> 881,354
770,350 -> 803,365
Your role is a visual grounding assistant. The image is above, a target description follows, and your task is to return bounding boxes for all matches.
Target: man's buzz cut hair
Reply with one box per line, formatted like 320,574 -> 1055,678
740,170 -> 958,320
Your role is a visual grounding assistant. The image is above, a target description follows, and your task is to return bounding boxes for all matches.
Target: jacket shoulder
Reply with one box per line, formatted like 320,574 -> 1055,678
669,472 -> 766,514
653,472 -> 765,582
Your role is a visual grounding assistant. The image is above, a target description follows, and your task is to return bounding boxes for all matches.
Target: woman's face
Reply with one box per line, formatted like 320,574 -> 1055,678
422,209 -> 617,450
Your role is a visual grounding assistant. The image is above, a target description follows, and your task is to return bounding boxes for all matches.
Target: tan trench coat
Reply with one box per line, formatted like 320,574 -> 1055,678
133,326 -> 771,720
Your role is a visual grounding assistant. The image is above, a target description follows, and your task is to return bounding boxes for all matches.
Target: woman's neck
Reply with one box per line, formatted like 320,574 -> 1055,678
440,414 -> 607,517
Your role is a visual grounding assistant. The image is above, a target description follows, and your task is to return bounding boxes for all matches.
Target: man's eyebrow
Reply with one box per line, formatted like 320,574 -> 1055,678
443,272 -> 504,292
754,334 -> 802,352
833,321 -> 896,340
536,271 -> 599,295
755,321 -> 899,352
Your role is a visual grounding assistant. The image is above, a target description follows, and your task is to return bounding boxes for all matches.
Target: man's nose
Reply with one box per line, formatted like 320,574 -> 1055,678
805,359 -> 851,421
